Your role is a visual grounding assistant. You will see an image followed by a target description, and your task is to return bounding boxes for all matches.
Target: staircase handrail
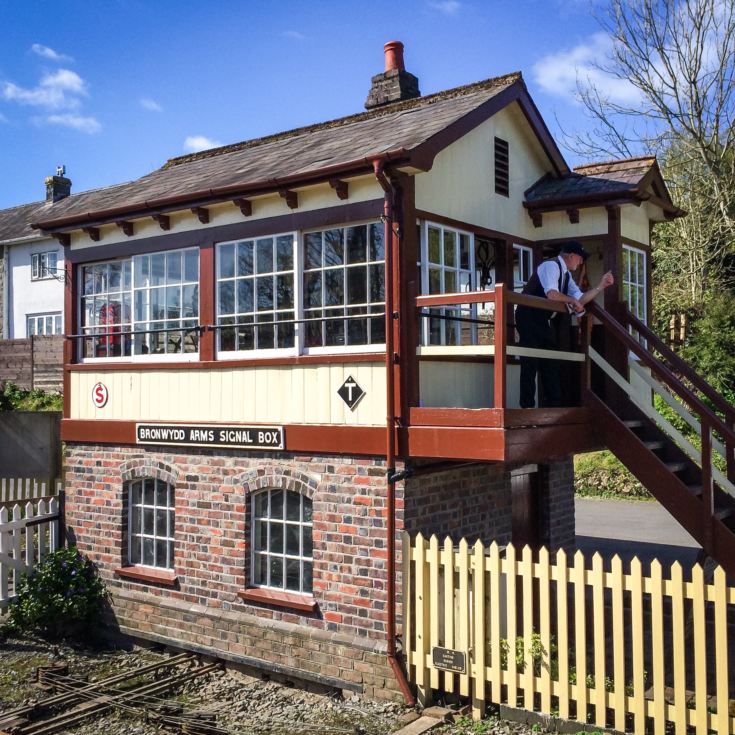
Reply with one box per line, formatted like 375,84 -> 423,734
587,302 -> 735,447
623,309 -> 735,423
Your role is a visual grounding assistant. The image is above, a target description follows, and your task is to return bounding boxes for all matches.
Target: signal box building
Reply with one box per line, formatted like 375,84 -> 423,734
30,43 -> 734,700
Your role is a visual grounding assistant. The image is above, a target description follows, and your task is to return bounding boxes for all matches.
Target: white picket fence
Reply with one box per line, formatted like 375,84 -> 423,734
0,497 -> 59,610
0,477 -> 61,505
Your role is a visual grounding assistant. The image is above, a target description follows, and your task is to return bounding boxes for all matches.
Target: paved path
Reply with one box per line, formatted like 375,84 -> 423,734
575,497 -> 702,571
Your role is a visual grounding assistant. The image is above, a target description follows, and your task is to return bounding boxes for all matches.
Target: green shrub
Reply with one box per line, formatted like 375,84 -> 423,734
574,451 -> 651,500
0,381 -> 62,412
3,546 -> 106,638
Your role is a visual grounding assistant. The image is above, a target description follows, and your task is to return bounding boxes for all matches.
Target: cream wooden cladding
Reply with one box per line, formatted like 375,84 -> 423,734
70,364 -> 386,425
404,533 -> 735,734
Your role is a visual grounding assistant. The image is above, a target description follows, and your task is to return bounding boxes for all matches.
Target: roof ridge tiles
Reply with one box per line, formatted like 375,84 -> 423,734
162,72 -> 523,170
573,155 -> 656,171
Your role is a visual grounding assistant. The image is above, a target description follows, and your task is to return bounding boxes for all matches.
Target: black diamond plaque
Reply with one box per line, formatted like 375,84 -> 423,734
337,375 -> 365,410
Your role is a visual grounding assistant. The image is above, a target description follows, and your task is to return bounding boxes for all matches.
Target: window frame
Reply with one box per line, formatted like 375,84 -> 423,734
419,220 -> 476,346
512,243 -> 534,292
27,312 -> 62,336
126,478 -> 176,571
31,251 -> 60,281
622,244 -> 647,323
215,231 -> 299,360
77,247 -> 200,364
250,487 -> 313,596
300,220 -> 387,356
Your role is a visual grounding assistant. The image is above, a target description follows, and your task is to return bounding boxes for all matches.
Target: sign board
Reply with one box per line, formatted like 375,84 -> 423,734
136,424 -> 284,451
432,646 -> 467,674
92,382 -> 108,408
337,375 -> 365,410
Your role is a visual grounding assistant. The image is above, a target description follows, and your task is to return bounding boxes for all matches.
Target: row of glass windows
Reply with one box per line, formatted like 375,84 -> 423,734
80,223 -> 386,358
127,479 -> 313,595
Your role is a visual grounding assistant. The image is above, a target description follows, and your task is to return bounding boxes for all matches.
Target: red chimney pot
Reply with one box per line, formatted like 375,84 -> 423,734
384,41 -> 405,72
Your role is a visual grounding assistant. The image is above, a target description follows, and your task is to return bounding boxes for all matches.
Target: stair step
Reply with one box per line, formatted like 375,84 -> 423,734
714,507 -> 734,522
665,462 -> 688,473
687,485 -> 703,497
643,441 -> 665,451
624,420 -> 644,429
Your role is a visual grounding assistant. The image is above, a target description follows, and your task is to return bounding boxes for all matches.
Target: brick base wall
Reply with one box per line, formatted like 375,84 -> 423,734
64,443 -> 405,698
539,458 -> 575,552
404,463 -> 512,546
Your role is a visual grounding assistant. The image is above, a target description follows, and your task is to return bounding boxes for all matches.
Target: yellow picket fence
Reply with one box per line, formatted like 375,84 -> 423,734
403,533 -> 735,735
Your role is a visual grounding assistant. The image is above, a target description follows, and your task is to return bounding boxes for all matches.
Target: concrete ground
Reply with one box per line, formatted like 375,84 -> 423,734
575,497 -> 702,572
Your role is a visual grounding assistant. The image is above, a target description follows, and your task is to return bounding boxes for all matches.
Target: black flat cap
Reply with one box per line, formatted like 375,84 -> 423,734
559,241 -> 590,259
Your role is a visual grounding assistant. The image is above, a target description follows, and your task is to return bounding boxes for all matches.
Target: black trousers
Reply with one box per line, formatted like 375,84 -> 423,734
515,306 -> 562,409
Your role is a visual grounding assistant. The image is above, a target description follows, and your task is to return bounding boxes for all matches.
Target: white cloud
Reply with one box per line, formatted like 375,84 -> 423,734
429,0 -> 461,15
282,30 -> 307,40
30,43 -> 73,64
532,32 -> 641,105
184,135 -> 223,153
2,68 -> 87,110
140,97 -> 163,112
44,113 -> 101,134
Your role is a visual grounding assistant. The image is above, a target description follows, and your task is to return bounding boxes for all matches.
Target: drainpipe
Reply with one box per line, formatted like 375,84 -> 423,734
373,159 -> 416,707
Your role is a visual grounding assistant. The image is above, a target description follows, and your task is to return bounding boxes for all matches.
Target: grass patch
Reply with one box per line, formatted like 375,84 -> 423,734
574,451 -> 652,500
0,382 -> 62,412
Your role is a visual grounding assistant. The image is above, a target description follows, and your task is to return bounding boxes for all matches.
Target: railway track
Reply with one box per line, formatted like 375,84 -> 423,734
0,652 -> 223,735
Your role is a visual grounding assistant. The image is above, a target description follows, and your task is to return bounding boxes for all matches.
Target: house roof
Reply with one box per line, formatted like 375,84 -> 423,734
524,155 -> 682,216
32,72 -> 569,231
0,200 -> 51,243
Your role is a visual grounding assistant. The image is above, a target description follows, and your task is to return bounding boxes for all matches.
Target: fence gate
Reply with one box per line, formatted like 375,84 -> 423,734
403,533 -> 735,735
0,480 -> 60,610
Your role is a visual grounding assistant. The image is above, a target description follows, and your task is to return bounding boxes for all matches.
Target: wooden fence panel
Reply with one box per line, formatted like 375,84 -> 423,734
0,478 -> 60,506
0,335 -> 62,392
403,533 -> 735,735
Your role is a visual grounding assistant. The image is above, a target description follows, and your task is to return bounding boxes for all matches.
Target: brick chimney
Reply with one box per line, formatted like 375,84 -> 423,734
45,165 -> 72,202
365,41 -> 420,110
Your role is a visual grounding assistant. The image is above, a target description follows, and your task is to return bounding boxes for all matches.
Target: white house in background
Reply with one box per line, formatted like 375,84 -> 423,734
0,172 -> 69,339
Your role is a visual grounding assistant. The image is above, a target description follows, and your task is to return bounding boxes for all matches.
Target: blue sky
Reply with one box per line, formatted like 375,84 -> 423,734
0,0 -> 622,210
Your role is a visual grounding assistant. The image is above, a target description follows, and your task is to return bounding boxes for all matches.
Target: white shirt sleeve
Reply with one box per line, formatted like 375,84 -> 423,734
537,259 -> 584,300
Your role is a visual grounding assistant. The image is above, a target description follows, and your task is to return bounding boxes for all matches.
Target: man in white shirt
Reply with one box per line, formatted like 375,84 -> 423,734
515,241 -> 614,408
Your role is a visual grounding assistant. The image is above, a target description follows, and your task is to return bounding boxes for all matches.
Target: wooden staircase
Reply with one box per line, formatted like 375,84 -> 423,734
583,303 -> 735,578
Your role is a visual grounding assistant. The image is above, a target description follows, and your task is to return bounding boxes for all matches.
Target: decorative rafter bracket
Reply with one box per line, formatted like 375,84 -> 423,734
233,198 -> 252,217
51,232 -> 71,247
329,179 -> 349,200
83,226 -> 101,242
152,214 -> 171,231
566,208 -> 579,224
530,211 -> 542,228
279,189 -> 298,209
192,206 -> 209,224
116,220 -> 135,237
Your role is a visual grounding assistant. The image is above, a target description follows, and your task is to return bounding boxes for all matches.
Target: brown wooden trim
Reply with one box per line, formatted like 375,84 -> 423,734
408,426 -> 505,460
506,291 -> 567,313
192,207 -> 210,224
417,291 -> 501,307
493,284 -> 507,408
411,82 -> 569,178
116,221 -> 135,237
62,420 -> 387,455
502,407 -> 590,427
279,189 -> 298,209
65,352 -> 385,372
400,174 -> 420,425
199,242 -> 215,361
524,195 -> 640,215
504,423 -> 601,462
152,214 -> 171,231
65,200 -> 385,264
63,252 -> 75,418
115,566 -> 178,586
329,179 -> 348,200
233,198 -> 252,216
415,209 -> 533,245
408,408 -> 503,427
83,226 -> 100,241
237,587 -> 317,613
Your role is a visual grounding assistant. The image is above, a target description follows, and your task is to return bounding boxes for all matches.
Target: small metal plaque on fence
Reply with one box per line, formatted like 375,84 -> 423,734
432,646 -> 466,674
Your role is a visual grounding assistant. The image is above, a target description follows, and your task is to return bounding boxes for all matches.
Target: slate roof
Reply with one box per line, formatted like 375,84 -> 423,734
525,156 -> 659,206
34,72 -> 531,229
0,200 -> 51,242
